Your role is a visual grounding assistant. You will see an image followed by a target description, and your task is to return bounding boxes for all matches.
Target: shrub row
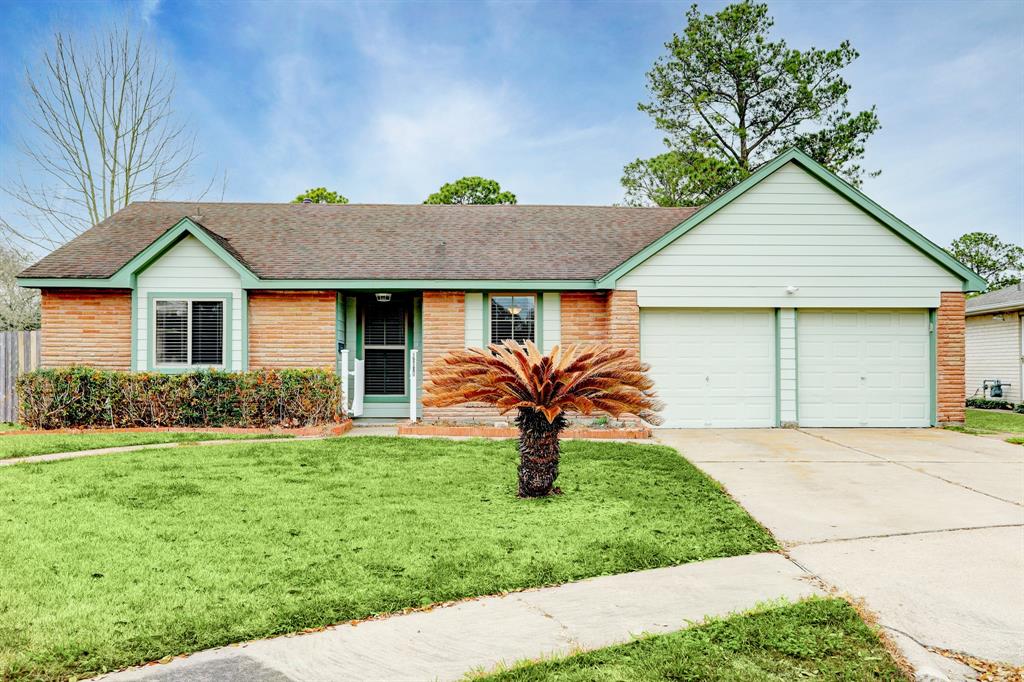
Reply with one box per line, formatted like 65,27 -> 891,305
17,367 -> 342,429
966,396 -> 1015,411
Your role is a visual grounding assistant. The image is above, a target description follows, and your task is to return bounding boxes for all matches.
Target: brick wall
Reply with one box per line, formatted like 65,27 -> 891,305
40,288 -> 132,369
936,291 -> 966,424
560,292 -> 609,345
248,291 -> 336,369
607,290 -> 640,356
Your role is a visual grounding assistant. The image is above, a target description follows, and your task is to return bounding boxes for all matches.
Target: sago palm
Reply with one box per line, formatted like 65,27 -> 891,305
423,340 -> 663,497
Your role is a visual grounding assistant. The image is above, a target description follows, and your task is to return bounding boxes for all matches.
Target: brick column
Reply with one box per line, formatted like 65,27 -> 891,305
936,291 -> 966,424
248,291 -> 336,369
41,288 -> 132,369
422,291 -> 470,420
607,290 -> 640,356
560,292 -> 609,345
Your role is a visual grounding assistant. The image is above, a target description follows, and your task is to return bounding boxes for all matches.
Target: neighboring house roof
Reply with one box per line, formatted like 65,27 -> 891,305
18,203 -> 697,282
16,148 -> 986,292
966,286 -> 1024,315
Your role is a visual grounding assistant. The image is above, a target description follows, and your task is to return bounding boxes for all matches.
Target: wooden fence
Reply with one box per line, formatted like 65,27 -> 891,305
0,331 -> 41,423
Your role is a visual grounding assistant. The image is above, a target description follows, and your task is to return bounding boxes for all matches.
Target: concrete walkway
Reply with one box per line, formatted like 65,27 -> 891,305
99,553 -> 818,682
657,428 -> 1024,681
0,436 -> 333,467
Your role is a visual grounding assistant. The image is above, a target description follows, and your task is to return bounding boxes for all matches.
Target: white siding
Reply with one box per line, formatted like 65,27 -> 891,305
966,312 -> 1022,402
779,308 -> 797,424
136,235 -> 243,371
465,293 -> 482,347
542,292 -> 560,353
618,162 -> 962,308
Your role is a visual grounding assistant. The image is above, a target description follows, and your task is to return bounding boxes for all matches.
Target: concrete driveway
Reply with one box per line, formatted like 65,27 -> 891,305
656,427 -> 1024,675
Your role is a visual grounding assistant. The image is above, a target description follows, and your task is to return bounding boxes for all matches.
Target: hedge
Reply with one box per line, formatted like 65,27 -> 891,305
17,367 -> 342,429
965,396 -> 1015,411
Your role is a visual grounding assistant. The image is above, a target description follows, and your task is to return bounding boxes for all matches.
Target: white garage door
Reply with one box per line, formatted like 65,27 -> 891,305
641,309 -> 775,428
798,310 -> 930,427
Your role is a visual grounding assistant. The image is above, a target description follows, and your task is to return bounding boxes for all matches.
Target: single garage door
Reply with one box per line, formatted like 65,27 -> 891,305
798,310 -> 930,427
641,309 -> 775,428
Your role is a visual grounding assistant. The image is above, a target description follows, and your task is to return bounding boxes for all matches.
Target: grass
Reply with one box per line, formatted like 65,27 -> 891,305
0,430 -> 293,459
478,598 -> 903,681
0,436 -> 774,680
964,408 -> 1024,434
0,422 -> 24,431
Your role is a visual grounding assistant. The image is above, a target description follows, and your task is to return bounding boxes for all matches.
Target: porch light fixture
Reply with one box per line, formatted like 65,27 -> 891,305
375,293 -> 392,303
785,286 -> 799,295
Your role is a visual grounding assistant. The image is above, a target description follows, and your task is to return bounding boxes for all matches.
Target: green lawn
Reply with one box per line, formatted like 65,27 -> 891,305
0,430 -> 292,459
480,598 -> 903,681
0,422 -> 24,431
963,408 -> 1024,435
0,437 -> 774,680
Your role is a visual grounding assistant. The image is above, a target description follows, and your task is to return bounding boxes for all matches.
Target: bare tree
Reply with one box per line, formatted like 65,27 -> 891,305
0,227 -> 41,330
2,25 -> 198,251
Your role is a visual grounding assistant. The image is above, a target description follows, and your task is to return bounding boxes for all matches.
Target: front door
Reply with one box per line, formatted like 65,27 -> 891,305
362,297 -> 409,399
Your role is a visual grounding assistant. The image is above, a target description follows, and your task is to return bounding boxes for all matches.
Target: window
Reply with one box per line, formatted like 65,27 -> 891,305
490,294 -> 536,344
363,301 -> 406,395
154,299 -> 225,367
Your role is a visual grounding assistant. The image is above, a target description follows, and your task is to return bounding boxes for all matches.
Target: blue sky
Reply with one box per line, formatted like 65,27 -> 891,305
0,0 -> 1021,250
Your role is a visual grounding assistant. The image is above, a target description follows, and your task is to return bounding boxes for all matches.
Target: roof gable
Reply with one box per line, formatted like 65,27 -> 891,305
597,148 -> 987,292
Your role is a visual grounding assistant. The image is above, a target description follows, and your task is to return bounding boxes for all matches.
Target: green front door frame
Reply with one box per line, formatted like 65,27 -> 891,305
357,294 -> 414,405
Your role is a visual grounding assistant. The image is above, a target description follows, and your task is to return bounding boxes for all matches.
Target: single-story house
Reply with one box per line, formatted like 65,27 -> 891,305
965,286 -> 1023,403
17,148 -> 985,427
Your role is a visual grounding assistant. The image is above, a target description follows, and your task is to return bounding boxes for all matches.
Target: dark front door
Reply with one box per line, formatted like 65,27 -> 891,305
362,297 -> 408,397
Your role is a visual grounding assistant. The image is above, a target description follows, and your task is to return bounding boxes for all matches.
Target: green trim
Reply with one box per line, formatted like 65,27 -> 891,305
335,293 -> 343,374
244,279 -> 595,291
16,277 -> 127,288
536,293 -> 545,352
145,292 -> 233,372
774,308 -> 781,428
240,290 -> 249,370
929,309 -> 938,426
595,148 -> 988,292
793,309 -> 800,424
130,289 -> 138,371
364,395 -> 409,403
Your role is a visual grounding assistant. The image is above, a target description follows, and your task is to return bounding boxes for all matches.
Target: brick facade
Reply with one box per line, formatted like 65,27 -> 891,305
560,290 -> 639,355
248,291 -> 336,369
40,288 -> 132,369
936,291 -> 966,424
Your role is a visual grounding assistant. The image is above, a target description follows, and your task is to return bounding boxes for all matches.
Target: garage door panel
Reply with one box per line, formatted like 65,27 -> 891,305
798,310 -> 930,427
641,309 -> 775,428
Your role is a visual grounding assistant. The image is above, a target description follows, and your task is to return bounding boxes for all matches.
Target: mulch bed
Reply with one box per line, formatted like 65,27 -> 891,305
0,421 -> 353,438
397,423 -> 651,439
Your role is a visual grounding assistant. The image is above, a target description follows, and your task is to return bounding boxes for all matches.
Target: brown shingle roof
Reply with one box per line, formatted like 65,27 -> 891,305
20,202 -> 698,281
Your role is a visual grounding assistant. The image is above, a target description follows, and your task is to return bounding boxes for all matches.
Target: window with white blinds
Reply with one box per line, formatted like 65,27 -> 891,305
490,295 -> 536,344
154,299 -> 225,367
363,301 -> 406,396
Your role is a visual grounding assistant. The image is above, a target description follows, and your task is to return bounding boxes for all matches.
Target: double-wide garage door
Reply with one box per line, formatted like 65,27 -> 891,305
641,309 -> 930,428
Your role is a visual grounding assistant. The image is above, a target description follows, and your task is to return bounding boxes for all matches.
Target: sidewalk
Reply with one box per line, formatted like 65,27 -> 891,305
99,553 -> 818,682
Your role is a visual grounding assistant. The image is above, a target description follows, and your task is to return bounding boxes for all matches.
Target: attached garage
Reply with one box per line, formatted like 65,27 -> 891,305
641,309 -> 774,428
797,310 -> 931,427
605,150 -> 985,428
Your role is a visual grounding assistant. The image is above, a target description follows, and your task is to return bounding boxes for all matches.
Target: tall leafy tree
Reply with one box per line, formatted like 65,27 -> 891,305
0,237 -> 40,331
292,187 -> 349,204
424,177 -> 516,205
622,151 -> 745,207
949,232 -> 1023,291
625,1 -> 880,206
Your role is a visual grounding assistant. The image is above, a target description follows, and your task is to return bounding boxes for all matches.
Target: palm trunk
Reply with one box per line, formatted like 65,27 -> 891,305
515,407 -> 567,497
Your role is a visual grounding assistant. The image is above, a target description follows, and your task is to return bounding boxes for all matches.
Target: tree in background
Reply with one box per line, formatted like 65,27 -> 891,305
0,239 -> 41,331
2,26 -> 199,251
292,187 -> 349,204
625,1 -> 880,206
949,232 -> 1023,291
424,177 -> 517,205
621,151 -> 745,207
